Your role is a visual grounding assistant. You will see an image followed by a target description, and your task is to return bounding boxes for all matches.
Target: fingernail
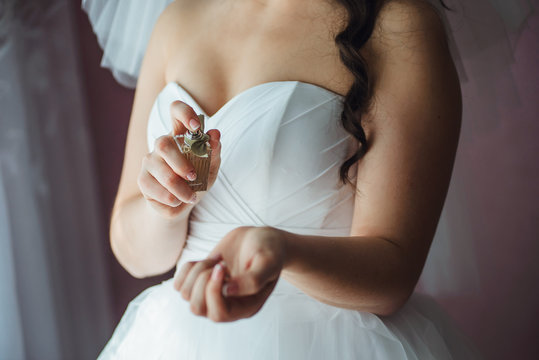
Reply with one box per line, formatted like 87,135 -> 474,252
223,282 -> 238,296
188,193 -> 197,204
186,171 -> 197,181
211,264 -> 223,281
189,118 -> 200,131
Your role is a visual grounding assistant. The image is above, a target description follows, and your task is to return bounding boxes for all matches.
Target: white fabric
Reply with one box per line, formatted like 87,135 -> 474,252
97,81 -> 481,359
81,0 -> 174,88
0,0 -> 113,358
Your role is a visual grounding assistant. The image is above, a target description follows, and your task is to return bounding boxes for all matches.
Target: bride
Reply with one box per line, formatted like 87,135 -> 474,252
95,0 -> 480,358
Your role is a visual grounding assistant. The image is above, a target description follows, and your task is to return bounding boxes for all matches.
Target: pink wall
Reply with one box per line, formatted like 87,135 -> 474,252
74,4 -> 539,359
436,11 -> 539,359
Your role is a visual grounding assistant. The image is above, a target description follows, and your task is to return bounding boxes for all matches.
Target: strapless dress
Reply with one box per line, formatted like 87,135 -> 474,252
97,80 -> 481,359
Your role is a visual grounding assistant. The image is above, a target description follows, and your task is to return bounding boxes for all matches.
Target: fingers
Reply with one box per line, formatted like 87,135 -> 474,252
170,100 -> 201,135
227,278 -> 278,320
174,255 -> 278,323
179,260 -> 230,321
189,268 -> 213,316
142,153 -> 197,204
139,101 -> 223,219
206,262 -> 229,322
206,129 -> 221,148
224,252 -> 279,297
138,171 -> 182,207
206,129 -> 222,161
174,255 -> 222,301
174,261 -> 195,292
154,135 -> 198,182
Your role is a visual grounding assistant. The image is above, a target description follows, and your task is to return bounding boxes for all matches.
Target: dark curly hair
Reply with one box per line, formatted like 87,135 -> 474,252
334,0 -> 450,186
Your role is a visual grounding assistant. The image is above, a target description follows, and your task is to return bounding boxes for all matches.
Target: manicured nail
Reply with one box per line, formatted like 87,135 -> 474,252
186,171 -> 197,181
189,118 -> 200,131
222,282 -> 238,297
211,264 -> 223,281
188,193 -> 197,204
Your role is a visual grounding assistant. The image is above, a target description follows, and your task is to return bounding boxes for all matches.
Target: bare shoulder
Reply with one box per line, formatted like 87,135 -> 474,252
361,0 -> 460,124
375,0 -> 448,40
157,0 -> 198,20
363,0 -> 451,72
150,0 -> 202,53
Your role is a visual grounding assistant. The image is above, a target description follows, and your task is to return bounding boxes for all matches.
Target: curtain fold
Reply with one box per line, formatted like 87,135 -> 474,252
0,0 -> 113,358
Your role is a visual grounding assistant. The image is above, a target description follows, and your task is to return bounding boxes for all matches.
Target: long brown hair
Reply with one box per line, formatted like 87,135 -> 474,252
334,0 -> 450,185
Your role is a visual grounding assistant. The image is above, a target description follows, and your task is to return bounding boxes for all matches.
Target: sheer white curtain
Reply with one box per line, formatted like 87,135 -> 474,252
0,0 -> 113,359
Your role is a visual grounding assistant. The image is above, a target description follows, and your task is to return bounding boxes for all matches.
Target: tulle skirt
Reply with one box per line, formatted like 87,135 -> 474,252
97,275 -> 481,359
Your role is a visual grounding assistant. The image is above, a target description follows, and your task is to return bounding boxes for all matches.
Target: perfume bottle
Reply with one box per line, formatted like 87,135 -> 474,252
173,114 -> 212,191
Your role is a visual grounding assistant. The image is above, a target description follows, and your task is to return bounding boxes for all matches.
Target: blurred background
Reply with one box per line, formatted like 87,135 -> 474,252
0,0 -> 537,359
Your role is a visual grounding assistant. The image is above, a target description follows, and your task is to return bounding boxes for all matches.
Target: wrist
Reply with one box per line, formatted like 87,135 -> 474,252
265,226 -> 297,271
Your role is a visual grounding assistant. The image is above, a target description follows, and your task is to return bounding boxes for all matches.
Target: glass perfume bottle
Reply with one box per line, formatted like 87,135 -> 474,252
173,114 -> 212,191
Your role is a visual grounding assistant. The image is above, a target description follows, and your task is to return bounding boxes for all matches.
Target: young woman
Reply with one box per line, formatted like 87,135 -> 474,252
91,0 -> 481,358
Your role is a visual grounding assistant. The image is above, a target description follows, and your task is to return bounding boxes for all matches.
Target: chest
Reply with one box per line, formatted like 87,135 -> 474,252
163,1 -> 353,117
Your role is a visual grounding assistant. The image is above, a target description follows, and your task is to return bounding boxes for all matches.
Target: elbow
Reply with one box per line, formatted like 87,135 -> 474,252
109,220 -> 177,279
109,216 -> 150,279
373,289 -> 414,317
374,242 -> 425,316
109,208 -> 182,279
372,271 -> 418,317
367,260 -> 420,316
125,267 -> 151,279
317,280 -> 415,316
110,226 -> 142,278
121,262 -> 148,279
126,264 -> 177,279
110,234 -> 155,279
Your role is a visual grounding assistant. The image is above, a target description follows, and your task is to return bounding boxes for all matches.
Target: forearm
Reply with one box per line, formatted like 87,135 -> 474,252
110,195 -> 194,278
280,230 -> 423,316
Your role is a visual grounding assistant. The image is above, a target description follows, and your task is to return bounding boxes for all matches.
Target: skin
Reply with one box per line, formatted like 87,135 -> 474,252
110,0 -> 461,319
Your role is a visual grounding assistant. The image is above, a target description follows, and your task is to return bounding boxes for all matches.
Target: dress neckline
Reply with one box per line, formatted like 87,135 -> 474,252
168,80 -> 345,119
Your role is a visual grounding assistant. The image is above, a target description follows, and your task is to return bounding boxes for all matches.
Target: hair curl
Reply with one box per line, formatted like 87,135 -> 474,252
334,0 -> 449,186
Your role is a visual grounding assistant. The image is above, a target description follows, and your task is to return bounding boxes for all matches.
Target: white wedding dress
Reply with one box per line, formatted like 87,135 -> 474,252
96,80 -> 481,359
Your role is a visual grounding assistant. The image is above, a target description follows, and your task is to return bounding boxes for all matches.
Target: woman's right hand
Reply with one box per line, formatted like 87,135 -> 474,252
137,100 -> 222,219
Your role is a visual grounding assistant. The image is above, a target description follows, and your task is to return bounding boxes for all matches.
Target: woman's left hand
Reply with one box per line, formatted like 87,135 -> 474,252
173,226 -> 286,322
